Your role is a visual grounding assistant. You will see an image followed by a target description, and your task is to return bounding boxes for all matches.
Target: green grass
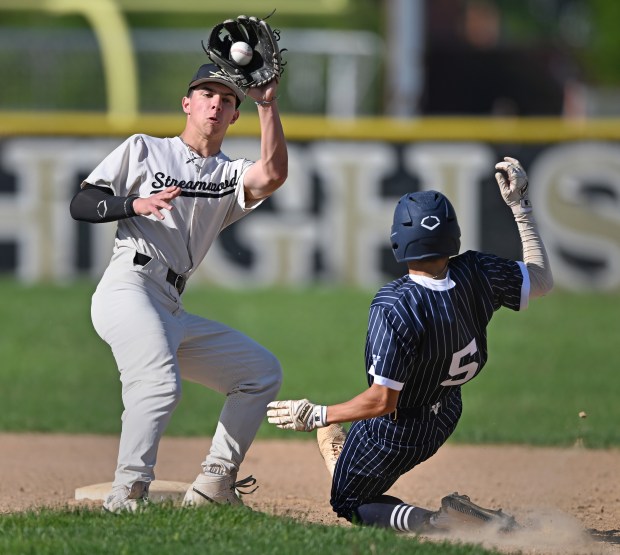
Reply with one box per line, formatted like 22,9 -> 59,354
0,279 -> 616,554
0,280 -> 372,436
0,279 -> 619,447
0,504 -> 502,555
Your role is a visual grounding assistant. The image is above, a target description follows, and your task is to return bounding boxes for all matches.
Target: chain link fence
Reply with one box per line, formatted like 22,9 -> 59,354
0,26 -> 383,116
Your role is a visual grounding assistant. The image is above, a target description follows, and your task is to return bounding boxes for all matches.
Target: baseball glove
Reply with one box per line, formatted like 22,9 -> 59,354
430,492 -> 519,533
202,11 -> 284,89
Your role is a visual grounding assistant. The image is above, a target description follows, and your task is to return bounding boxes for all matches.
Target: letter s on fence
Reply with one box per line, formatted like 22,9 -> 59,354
530,142 -> 620,292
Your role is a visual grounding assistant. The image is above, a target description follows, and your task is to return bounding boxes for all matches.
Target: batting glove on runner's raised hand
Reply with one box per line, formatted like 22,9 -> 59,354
266,399 -> 327,432
495,156 -> 532,214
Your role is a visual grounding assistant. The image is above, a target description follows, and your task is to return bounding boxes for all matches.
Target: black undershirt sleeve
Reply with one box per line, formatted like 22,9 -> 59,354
70,184 -> 139,223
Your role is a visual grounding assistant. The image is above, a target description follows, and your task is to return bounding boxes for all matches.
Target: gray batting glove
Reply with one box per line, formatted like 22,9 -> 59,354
495,156 -> 532,214
266,399 -> 327,432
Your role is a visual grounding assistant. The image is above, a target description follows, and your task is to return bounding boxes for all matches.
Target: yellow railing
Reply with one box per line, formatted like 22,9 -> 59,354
1,112 -> 620,143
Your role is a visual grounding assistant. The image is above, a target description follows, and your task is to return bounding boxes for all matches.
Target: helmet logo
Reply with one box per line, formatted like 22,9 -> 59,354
421,216 -> 440,230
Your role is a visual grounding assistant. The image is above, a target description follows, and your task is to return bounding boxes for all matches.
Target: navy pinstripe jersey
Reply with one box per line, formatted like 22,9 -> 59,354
365,250 -> 530,408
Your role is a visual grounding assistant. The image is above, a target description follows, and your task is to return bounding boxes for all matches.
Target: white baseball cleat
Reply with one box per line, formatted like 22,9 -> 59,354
103,481 -> 149,513
182,464 -> 257,507
317,424 -> 347,477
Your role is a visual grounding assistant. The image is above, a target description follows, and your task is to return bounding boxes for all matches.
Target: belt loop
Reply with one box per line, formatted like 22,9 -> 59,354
174,274 -> 186,295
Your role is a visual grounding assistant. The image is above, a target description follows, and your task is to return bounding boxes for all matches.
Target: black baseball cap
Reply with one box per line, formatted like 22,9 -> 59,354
188,63 -> 245,104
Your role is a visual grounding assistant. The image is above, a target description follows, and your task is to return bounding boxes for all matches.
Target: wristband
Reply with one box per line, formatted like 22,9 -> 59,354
313,405 -> 327,428
124,195 -> 138,217
255,96 -> 279,107
510,198 -> 533,215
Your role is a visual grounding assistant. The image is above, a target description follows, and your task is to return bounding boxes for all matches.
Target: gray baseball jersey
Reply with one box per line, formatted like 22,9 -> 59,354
83,134 -> 259,276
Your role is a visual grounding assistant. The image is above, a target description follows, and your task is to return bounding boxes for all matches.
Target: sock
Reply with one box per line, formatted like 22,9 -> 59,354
355,495 -> 434,532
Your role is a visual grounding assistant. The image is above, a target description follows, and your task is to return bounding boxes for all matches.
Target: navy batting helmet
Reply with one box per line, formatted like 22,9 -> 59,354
391,191 -> 461,263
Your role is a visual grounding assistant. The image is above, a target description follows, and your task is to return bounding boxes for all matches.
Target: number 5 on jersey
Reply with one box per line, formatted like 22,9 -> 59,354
440,338 -> 479,387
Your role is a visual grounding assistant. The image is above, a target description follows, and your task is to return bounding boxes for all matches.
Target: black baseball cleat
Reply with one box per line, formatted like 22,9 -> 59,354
428,492 -> 519,533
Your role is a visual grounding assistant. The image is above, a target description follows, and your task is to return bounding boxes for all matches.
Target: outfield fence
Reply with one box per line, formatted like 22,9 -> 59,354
0,116 -> 618,292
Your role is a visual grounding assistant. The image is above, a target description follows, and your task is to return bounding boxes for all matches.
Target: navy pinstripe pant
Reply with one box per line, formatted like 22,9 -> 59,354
330,388 -> 463,521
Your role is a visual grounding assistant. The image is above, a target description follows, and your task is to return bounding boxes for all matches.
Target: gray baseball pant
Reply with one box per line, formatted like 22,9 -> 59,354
91,247 -> 282,488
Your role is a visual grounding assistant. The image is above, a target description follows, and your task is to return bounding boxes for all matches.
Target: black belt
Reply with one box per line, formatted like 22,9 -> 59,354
133,252 -> 187,294
387,401 -> 442,421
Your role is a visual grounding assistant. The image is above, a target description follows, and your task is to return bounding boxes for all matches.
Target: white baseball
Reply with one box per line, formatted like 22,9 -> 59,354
230,42 -> 253,66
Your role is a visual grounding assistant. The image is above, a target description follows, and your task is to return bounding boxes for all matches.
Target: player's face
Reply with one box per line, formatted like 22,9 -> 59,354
184,84 -> 239,135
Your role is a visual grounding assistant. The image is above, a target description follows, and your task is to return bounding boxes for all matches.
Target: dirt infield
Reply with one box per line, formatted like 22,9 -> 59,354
2,433 -> 619,554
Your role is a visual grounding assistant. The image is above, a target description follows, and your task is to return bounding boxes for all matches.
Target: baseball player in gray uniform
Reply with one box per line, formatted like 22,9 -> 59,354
70,63 -> 287,512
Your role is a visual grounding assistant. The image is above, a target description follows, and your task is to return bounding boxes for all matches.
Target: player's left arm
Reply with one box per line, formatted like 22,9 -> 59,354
242,80 -> 288,202
266,384 -> 399,432
495,157 -> 554,298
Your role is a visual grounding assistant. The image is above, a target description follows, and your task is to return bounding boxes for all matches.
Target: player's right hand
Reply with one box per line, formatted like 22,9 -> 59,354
247,79 -> 279,105
266,399 -> 327,432
133,186 -> 182,220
